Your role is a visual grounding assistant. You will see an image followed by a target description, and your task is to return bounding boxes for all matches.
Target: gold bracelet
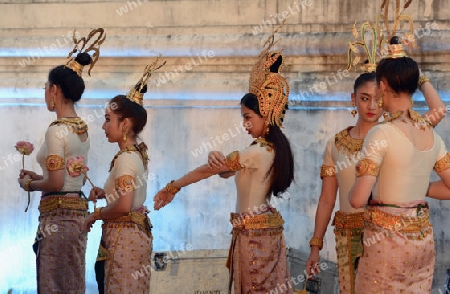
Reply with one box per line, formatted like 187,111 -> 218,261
418,75 -> 430,88
165,180 -> 180,195
93,207 -> 103,221
309,237 -> 323,250
24,178 -> 33,192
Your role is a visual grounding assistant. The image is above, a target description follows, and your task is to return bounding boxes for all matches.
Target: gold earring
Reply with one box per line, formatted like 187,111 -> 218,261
378,98 -> 383,108
51,98 -> 55,109
411,97 -> 414,107
351,102 -> 357,117
378,92 -> 384,108
122,127 -> 127,142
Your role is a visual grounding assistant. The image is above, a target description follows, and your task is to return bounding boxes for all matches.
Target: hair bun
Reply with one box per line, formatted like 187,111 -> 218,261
269,54 -> 283,73
389,36 -> 402,45
135,83 -> 148,94
75,52 -> 92,66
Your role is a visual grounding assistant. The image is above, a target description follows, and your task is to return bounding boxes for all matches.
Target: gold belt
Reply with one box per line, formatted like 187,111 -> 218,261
103,211 -> 152,238
334,211 -> 365,230
230,210 -> 284,230
39,196 -> 88,213
104,211 -> 148,227
364,206 -> 431,233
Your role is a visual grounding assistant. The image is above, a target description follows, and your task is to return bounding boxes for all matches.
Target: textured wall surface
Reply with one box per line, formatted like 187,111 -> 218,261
0,0 -> 449,293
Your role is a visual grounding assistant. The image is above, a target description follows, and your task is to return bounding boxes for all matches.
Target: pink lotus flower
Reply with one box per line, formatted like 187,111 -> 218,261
15,141 -> 34,212
67,156 -> 89,177
15,141 -> 34,156
66,156 -> 97,209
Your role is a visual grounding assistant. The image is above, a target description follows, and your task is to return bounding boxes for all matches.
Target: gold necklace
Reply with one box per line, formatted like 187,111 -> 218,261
49,117 -> 88,134
335,127 -> 364,156
109,144 -> 138,172
384,109 -> 432,130
109,143 -> 149,172
252,137 -> 275,152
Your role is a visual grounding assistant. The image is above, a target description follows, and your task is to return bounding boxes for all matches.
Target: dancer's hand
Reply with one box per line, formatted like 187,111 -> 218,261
84,213 -> 97,232
208,151 -> 226,169
305,249 -> 321,277
89,187 -> 105,203
20,169 -> 41,180
18,174 -> 32,190
153,189 -> 175,210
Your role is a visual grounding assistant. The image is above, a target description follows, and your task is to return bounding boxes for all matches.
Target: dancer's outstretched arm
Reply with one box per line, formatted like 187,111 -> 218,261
154,162 -> 232,210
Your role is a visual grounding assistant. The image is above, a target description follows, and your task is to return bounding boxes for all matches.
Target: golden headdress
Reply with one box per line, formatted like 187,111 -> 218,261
249,21 -> 290,128
347,21 -> 380,73
378,0 -> 417,59
66,28 -> 106,77
126,54 -> 166,106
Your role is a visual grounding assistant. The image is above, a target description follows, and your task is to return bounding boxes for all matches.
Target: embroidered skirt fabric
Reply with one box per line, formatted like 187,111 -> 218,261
36,197 -> 88,294
333,211 -> 364,294
99,212 -> 153,294
355,202 -> 435,293
227,209 -> 292,294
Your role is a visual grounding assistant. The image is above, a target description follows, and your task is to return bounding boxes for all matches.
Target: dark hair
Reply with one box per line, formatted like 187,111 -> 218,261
109,84 -> 148,136
353,71 -> 376,94
240,93 -> 294,198
375,36 -> 419,94
48,52 -> 92,103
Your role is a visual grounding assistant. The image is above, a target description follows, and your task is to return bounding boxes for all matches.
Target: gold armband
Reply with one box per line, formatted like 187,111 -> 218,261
418,75 -> 430,88
435,152 -> 450,173
320,165 -> 336,179
24,178 -> 33,192
309,237 -> 323,250
355,158 -> 380,177
46,155 -> 65,171
165,180 -> 180,195
225,151 -> 242,171
115,175 -> 136,192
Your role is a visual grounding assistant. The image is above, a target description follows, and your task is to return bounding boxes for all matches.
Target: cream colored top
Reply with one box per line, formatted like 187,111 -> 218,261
36,124 -> 90,191
104,151 -> 147,210
322,127 -> 365,213
360,123 -> 447,204
231,139 -> 275,213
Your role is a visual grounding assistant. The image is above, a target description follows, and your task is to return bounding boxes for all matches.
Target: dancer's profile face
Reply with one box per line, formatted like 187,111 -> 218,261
102,106 -> 124,144
352,80 -> 382,123
241,105 -> 265,138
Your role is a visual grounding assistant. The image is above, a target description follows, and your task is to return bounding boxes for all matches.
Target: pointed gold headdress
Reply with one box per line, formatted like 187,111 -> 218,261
66,28 -> 106,77
378,0 -> 417,59
249,20 -> 290,127
347,21 -> 380,73
126,54 -> 166,106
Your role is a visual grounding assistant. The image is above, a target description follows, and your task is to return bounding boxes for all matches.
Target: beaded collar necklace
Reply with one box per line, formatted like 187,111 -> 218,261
109,144 -> 139,172
49,117 -> 88,134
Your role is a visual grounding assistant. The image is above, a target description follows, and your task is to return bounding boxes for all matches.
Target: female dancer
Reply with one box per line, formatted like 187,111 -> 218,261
154,39 -> 294,293
17,28 -> 105,293
84,58 -> 165,293
306,48 -> 445,294
349,40 -> 450,292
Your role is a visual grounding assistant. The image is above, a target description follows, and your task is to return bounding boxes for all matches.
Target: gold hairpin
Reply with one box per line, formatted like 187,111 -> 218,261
66,28 -> 106,76
378,0 -> 417,59
347,21 -> 380,73
126,54 -> 167,106
248,18 -> 289,128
